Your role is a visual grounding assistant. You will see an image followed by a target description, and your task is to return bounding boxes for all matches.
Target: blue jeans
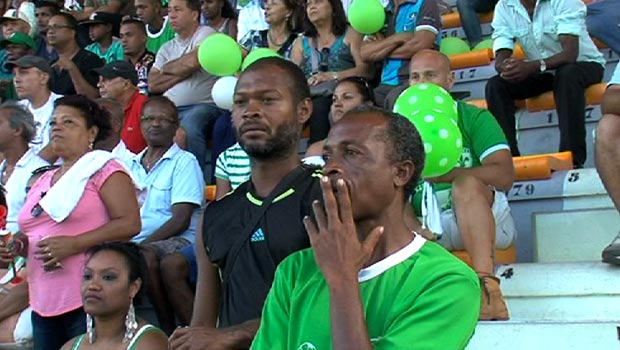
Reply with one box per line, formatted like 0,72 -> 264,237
32,308 -> 86,350
177,103 -> 224,180
587,0 -> 620,55
455,0 -> 498,46
210,111 -> 237,183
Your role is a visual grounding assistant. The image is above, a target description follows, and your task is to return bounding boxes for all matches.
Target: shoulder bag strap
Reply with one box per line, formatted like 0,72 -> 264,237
221,165 -> 308,284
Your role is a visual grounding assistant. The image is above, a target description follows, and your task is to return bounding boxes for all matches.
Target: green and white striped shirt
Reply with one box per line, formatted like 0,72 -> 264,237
215,143 -> 251,190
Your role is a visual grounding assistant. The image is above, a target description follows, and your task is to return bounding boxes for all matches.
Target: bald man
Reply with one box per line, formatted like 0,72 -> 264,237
407,49 -> 516,321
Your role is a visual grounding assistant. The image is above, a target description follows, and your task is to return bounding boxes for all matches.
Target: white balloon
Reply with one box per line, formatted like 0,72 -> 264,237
212,76 -> 238,110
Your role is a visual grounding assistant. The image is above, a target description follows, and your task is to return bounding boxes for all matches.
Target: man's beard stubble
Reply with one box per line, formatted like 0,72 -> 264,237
238,120 -> 300,161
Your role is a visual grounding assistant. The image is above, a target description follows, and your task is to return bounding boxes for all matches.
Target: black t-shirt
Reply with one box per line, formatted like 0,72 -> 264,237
204,165 -> 322,328
50,49 -> 104,96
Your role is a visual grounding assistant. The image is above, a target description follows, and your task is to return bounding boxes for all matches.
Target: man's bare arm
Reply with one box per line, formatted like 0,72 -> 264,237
428,150 -> 515,192
388,30 -> 437,59
360,33 -> 413,63
67,66 -> 100,99
148,68 -> 184,94
161,50 -> 200,79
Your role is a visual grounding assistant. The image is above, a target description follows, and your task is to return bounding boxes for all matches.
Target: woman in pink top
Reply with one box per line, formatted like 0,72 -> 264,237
14,96 -> 141,350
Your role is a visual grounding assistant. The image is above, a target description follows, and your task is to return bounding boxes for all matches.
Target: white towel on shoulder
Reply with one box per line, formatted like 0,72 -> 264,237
40,151 -> 120,223
421,181 -> 443,236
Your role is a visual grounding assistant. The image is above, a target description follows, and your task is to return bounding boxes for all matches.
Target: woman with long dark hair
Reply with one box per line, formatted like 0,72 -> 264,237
61,242 -> 167,350
290,0 -> 371,143
238,0 -> 303,57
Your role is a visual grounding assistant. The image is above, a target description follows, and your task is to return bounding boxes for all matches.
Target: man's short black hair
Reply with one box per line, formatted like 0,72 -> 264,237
121,18 -> 147,36
240,57 -> 311,104
143,95 -> 179,124
181,0 -> 201,16
36,0 -> 61,13
51,12 -> 78,30
344,105 -> 425,195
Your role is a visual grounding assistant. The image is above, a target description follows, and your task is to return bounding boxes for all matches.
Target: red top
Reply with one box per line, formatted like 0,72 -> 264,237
122,91 -> 148,153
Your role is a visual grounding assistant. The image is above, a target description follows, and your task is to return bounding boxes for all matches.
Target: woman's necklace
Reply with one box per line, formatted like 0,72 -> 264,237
268,29 -> 289,47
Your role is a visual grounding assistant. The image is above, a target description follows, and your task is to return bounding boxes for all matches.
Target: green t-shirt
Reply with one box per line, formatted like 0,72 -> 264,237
146,17 -> 176,54
251,239 -> 480,350
86,39 -> 125,63
412,101 -> 510,211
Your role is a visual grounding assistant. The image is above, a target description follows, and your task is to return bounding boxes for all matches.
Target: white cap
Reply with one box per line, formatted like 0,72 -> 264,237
0,2 -> 38,37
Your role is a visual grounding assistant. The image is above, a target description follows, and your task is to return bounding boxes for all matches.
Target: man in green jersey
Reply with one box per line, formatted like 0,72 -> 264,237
251,105 -> 481,350
408,49 -> 516,321
135,0 -> 176,53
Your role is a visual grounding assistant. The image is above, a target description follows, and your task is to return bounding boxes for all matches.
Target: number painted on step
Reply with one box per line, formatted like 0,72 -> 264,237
585,107 -> 594,120
567,171 -> 580,183
546,112 -> 554,124
457,68 -> 478,80
440,29 -> 459,38
511,183 -> 536,196
547,108 -> 592,124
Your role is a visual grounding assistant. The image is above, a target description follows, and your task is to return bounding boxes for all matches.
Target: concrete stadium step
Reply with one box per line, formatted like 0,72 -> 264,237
507,168 -> 616,262
534,208 -> 619,262
468,261 -> 620,349
468,320 -> 620,350
495,262 -> 620,321
440,22 -> 492,41
515,105 -> 601,168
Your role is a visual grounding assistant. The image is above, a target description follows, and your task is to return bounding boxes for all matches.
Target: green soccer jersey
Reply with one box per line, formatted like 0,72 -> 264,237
147,17 -> 176,54
251,238 -> 480,350
412,101 -> 510,211
86,39 -> 124,63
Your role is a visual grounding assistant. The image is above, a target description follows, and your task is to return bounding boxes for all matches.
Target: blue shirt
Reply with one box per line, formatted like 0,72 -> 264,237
129,143 -> 205,244
380,0 -> 441,86
492,0 -> 605,67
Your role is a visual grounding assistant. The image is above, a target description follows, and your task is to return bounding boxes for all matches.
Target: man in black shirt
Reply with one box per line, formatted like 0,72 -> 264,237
169,57 -> 320,349
47,13 -> 103,98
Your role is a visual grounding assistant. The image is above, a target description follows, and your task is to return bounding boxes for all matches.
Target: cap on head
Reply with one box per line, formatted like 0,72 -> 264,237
0,2 -> 37,37
94,60 -> 139,86
80,11 -> 121,36
6,54 -> 51,74
0,32 -> 36,50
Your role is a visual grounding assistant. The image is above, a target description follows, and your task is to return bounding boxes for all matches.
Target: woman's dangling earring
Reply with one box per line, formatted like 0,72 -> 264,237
122,299 -> 138,343
86,313 -> 95,344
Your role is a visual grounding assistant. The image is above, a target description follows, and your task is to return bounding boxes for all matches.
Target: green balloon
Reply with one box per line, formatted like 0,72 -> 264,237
242,48 -> 280,71
348,0 -> 385,35
392,83 -> 458,123
439,37 -> 471,56
472,38 -> 493,52
198,33 -> 243,76
408,109 -> 463,178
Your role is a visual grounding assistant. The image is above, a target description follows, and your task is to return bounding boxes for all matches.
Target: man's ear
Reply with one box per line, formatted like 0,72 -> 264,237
40,72 -> 50,87
447,71 -> 455,90
393,160 -> 416,189
297,97 -> 313,125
